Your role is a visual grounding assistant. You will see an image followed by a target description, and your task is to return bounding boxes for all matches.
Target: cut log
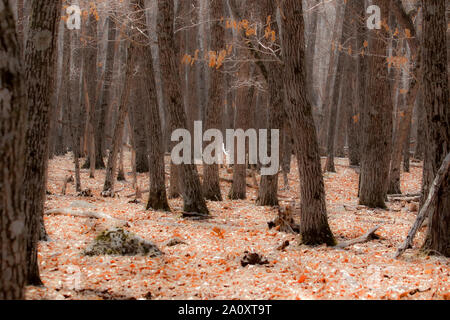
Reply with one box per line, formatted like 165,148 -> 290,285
45,208 -> 129,227
395,152 -> 450,258
335,226 -> 381,248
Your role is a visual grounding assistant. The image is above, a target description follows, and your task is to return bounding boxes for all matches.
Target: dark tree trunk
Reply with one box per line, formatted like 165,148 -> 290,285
68,30 -> 82,193
256,0 -> 285,207
359,0 -> 393,208
0,0 -> 28,299
414,90 -> 425,160
157,0 -> 208,214
95,16 -> 117,169
420,0 -> 450,257
356,0 -> 369,194
130,79 -> 149,174
305,0 -> 320,106
403,123 -> 411,172
81,11 -> 98,172
280,124 -> 293,189
23,0 -> 61,286
228,64 -> 255,200
129,0 -> 170,211
202,0 -> 225,201
280,0 -> 335,246
388,0 -> 421,195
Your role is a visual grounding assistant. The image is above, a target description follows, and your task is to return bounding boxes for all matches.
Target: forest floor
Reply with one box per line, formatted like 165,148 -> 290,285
25,152 -> 449,300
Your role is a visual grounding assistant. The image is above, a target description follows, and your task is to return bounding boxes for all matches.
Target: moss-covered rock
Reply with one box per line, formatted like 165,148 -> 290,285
83,228 -> 163,257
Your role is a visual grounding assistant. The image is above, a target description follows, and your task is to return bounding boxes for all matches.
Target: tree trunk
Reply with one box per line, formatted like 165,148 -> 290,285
344,10 -> 360,166
23,0 -> 61,286
359,0 -> 393,209
318,3 -> 344,152
68,30 -> 82,193
157,0 -> 208,214
95,15 -> 117,169
129,0 -> 170,211
228,64 -> 255,200
130,78 -> 149,174
103,41 -> 134,195
325,2 -> 350,172
0,0 -> 28,299
202,0 -> 225,201
256,0 -> 285,206
420,0 -> 450,257
388,1 -> 421,195
81,10 -> 98,171
280,0 -> 335,246
305,0 -> 320,106
334,85 -> 347,158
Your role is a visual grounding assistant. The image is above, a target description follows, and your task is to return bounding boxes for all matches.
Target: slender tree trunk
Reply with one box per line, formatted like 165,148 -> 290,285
95,15 -> 117,169
403,123 -> 411,172
306,0 -> 320,106
318,3 -> 344,152
157,0 -> 208,214
0,0 -> 28,299
343,6 -> 360,166
420,0 -> 450,257
68,30 -> 82,193
81,10 -> 98,171
281,0 -> 335,246
355,0 -> 368,175
103,42 -> 134,195
334,86 -> 347,158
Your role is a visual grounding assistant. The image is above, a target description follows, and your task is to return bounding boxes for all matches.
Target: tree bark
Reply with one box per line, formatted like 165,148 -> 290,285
129,0 -> 170,211
157,0 -> 208,214
23,0 -> 61,286
359,0 -> 393,209
95,15 -> 117,169
103,41 -> 134,195
280,0 -> 335,246
420,0 -> 450,257
202,0 -> 225,201
81,9 -> 98,171
0,0 -> 28,299
256,0 -> 285,206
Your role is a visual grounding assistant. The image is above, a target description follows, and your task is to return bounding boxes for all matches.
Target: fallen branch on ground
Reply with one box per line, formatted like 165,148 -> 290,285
395,152 -> 450,259
388,193 -> 421,202
45,208 -> 129,227
334,226 -> 381,249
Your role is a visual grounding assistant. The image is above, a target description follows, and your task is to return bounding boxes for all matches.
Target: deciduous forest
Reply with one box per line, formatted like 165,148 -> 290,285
0,0 -> 449,300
